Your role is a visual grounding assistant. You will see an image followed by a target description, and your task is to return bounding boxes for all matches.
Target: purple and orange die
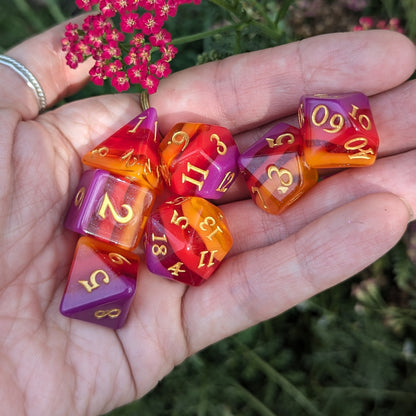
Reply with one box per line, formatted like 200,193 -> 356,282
298,92 -> 379,168
144,196 -> 233,286
64,169 -> 155,250
82,107 -> 163,192
159,123 -> 240,199
60,237 -> 139,329
239,123 -> 318,215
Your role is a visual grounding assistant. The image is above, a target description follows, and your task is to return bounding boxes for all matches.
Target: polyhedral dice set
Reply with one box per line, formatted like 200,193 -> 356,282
60,92 -> 379,328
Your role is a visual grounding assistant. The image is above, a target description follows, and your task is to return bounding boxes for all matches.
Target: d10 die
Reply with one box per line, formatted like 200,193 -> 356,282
144,196 -> 233,286
60,237 -> 139,329
159,123 -> 239,199
82,108 -> 163,192
65,169 -> 155,250
238,123 -> 318,215
298,92 -> 379,168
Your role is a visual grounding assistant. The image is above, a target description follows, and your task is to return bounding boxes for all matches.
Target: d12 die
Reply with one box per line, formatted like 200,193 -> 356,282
298,92 -> 379,168
159,123 -> 239,199
144,196 -> 233,286
65,169 -> 155,250
238,123 -> 318,215
60,237 -> 139,329
82,108 -> 163,192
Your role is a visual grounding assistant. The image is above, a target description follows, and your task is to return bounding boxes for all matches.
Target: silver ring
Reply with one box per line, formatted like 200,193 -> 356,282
0,54 -> 47,113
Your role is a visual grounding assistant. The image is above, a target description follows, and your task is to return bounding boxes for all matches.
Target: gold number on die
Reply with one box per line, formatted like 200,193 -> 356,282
78,269 -> 110,293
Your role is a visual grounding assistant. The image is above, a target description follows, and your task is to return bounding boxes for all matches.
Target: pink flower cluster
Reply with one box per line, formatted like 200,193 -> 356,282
353,16 -> 404,34
62,0 -> 201,93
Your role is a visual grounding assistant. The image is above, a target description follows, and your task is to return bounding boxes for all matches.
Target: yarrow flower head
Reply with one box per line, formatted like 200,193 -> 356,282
62,0 -> 201,93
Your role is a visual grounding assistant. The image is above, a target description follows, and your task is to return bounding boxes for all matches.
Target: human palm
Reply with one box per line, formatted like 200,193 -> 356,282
1,22 -> 416,416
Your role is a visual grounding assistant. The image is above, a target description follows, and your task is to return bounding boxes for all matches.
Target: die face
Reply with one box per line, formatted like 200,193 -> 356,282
64,169 -> 99,232
239,123 -> 318,215
65,169 -> 155,250
299,92 -> 379,168
82,108 -> 163,192
60,237 -> 139,329
159,123 -> 239,199
145,210 -> 207,286
144,196 -> 233,286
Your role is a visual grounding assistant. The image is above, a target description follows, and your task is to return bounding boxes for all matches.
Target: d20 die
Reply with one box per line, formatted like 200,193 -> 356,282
65,169 -> 155,250
238,123 -> 318,215
144,196 -> 233,286
159,123 -> 239,199
82,108 -> 163,192
298,92 -> 379,168
60,237 -> 139,329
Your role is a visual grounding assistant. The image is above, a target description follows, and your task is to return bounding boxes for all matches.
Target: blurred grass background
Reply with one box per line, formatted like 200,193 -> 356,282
2,0 -> 416,415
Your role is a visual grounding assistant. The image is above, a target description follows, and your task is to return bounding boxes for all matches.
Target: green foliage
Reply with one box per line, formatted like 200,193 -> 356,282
402,0 -> 416,40
2,1 -> 416,415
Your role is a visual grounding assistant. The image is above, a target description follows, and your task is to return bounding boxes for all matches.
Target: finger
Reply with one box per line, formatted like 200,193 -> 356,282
183,192 -> 410,353
222,149 -> 416,255
1,17 -> 91,119
214,75 -> 416,206
40,93 -> 143,160
371,79 -> 416,156
151,30 -> 416,133
233,78 -> 416,156
46,30 -> 415,157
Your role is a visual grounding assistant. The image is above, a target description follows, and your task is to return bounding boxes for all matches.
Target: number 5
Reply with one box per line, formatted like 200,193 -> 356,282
78,269 -> 110,293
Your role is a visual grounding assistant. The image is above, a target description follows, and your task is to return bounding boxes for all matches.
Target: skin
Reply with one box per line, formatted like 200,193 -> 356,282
0,19 -> 416,416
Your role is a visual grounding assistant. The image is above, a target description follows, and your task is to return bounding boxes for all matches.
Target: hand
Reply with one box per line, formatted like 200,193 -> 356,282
1,20 -> 415,415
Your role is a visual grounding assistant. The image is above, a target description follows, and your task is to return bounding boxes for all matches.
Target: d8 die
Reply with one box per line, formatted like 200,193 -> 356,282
298,92 -> 379,168
144,196 -> 233,286
60,237 -> 139,329
65,169 -> 155,250
82,108 -> 163,192
159,123 -> 239,199
238,123 -> 318,215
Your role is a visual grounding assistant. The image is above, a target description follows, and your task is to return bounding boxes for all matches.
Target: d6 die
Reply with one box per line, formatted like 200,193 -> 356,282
298,92 -> 379,168
159,123 -> 239,199
144,196 -> 233,286
238,123 -> 318,215
65,169 -> 155,250
60,237 -> 139,329
82,108 -> 163,192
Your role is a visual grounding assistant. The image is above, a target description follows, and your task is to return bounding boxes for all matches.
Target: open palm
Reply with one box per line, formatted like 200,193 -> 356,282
1,21 -> 416,416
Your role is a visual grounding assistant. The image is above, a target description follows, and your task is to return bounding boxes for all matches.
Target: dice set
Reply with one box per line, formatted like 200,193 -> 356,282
60,91 -> 379,329
60,108 -> 237,328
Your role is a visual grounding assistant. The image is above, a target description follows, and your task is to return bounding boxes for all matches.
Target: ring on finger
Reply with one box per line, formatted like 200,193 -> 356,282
0,54 -> 47,113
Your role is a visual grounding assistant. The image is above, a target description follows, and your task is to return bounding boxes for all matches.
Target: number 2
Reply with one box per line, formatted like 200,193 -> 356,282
98,193 -> 134,224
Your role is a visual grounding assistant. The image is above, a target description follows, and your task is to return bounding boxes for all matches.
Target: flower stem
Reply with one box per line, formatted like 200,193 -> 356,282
172,23 -> 244,45
208,0 -> 239,16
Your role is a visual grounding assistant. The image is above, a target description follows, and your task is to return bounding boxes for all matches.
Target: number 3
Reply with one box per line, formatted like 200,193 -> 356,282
267,166 -> 293,194
210,134 -> 227,155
